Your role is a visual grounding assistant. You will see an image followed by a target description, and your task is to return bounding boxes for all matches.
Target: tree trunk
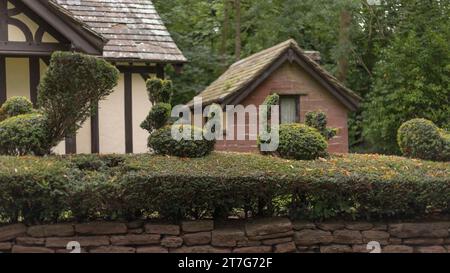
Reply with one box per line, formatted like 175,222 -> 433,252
337,9 -> 351,82
234,0 -> 241,60
221,0 -> 231,57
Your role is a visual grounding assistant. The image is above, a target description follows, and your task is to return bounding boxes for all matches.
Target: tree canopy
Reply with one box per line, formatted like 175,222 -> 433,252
153,0 -> 450,154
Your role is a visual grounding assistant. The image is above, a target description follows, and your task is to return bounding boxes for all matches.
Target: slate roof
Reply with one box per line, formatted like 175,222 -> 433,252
193,39 -> 361,110
51,0 -> 186,63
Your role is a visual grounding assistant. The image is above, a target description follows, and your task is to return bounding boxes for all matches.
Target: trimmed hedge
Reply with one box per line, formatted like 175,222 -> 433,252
277,124 -> 328,160
0,153 -> 448,224
148,125 -> 215,158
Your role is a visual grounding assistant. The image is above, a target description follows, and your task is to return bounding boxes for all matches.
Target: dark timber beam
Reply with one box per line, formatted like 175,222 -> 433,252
0,56 -> 6,105
124,72 -> 133,154
156,64 -> 165,79
0,1 -> 6,105
0,0 -> 7,41
0,41 -> 70,56
18,0 -> 104,55
116,65 -> 156,74
65,136 -> 77,155
8,0 -> 68,44
29,57 -> 40,106
91,103 -> 100,154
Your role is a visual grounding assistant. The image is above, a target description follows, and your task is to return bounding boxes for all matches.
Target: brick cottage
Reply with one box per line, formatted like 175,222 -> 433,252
193,39 -> 362,153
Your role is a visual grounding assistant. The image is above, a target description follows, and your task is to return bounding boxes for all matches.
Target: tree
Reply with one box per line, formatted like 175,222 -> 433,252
337,9 -> 352,82
39,52 -> 119,151
234,0 -> 241,60
363,0 -> 450,154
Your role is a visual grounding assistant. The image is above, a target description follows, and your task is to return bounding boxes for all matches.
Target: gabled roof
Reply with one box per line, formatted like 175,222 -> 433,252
52,0 -> 187,63
17,0 -> 106,55
193,39 -> 361,111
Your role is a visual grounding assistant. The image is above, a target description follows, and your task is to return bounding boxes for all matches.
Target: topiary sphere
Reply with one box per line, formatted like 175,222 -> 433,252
397,118 -> 446,161
277,124 -> 328,160
0,113 -> 49,156
1,96 -> 34,118
148,125 -> 215,158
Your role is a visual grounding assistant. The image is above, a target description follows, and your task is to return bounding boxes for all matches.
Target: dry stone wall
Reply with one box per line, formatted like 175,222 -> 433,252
0,218 -> 449,253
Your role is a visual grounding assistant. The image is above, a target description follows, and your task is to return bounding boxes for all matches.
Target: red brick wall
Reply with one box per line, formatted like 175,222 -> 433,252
215,62 -> 350,154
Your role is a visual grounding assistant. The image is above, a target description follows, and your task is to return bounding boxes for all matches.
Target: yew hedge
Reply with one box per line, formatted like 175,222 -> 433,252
0,153 -> 448,224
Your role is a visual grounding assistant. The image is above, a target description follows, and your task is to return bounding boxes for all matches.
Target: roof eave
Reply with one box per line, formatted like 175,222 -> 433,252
20,0 -> 106,55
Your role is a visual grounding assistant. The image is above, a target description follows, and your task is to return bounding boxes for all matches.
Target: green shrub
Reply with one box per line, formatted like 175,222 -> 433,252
397,119 -> 449,161
148,125 -> 215,158
0,157 -> 73,224
262,93 -> 279,120
277,124 -> 328,160
306,111 -> 337,140
146,77 -> 173,104
1,97 -> 34,118
38,51 -> 119,150
441,131 -> 450,162
141,103 -> 172,132
0,153 -> 448,224
0,114 -> 49,156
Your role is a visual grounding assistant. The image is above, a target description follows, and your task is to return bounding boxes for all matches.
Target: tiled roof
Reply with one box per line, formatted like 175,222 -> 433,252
193,39 -> 361,110
52,0 -> 186,63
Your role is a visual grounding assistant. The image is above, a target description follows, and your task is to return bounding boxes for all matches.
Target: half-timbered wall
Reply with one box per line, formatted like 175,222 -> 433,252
0,0 -> 160,154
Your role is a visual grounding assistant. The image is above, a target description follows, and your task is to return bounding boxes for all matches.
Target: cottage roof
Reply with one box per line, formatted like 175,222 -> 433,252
193,39 -> 361,111
51,0 -> 186,63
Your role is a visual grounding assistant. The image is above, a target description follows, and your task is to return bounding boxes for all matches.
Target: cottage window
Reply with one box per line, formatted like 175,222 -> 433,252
279,96 -> 300,124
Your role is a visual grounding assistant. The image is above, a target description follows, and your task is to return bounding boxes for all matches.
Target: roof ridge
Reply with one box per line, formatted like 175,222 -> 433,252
231,39 -> 298,68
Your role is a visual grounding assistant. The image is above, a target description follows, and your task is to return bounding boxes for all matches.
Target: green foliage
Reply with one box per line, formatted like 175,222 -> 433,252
305,111 -> 337,140
0,114 -> 49,156
153,0 -> 450,154
0,97 -> 34,119
0,153 -> 448,224
0,157 -> 74,224
38,51 -> 119,150
262,93 -> 279,120
140,103 -> 172,132
397,119 -> 449,162
148,125 -> 215,158
362,1 -> 450,154
146,77 -> 173,104
277,124 -> 328,160
441,132 -> 450,162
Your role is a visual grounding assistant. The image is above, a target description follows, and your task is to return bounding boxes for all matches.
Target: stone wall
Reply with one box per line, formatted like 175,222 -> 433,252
0,218 -> 449,253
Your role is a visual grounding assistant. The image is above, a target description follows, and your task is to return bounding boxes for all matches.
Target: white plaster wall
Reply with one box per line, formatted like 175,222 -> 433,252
99,74 -> 126,154
76,119 -> 92,154
5,58 -> 29,99
7,9 -> 57,43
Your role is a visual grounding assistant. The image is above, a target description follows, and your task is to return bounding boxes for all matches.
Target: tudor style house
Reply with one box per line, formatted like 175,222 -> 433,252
194,39 -> 361,153
0,0 -> 186,154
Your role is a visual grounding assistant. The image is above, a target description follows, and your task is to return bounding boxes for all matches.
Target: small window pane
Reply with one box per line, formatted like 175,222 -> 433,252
280,97 -> 298,124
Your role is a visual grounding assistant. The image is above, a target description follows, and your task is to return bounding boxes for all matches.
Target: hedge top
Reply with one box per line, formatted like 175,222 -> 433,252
2,153 -> 447,181
124,153 -> 449,181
